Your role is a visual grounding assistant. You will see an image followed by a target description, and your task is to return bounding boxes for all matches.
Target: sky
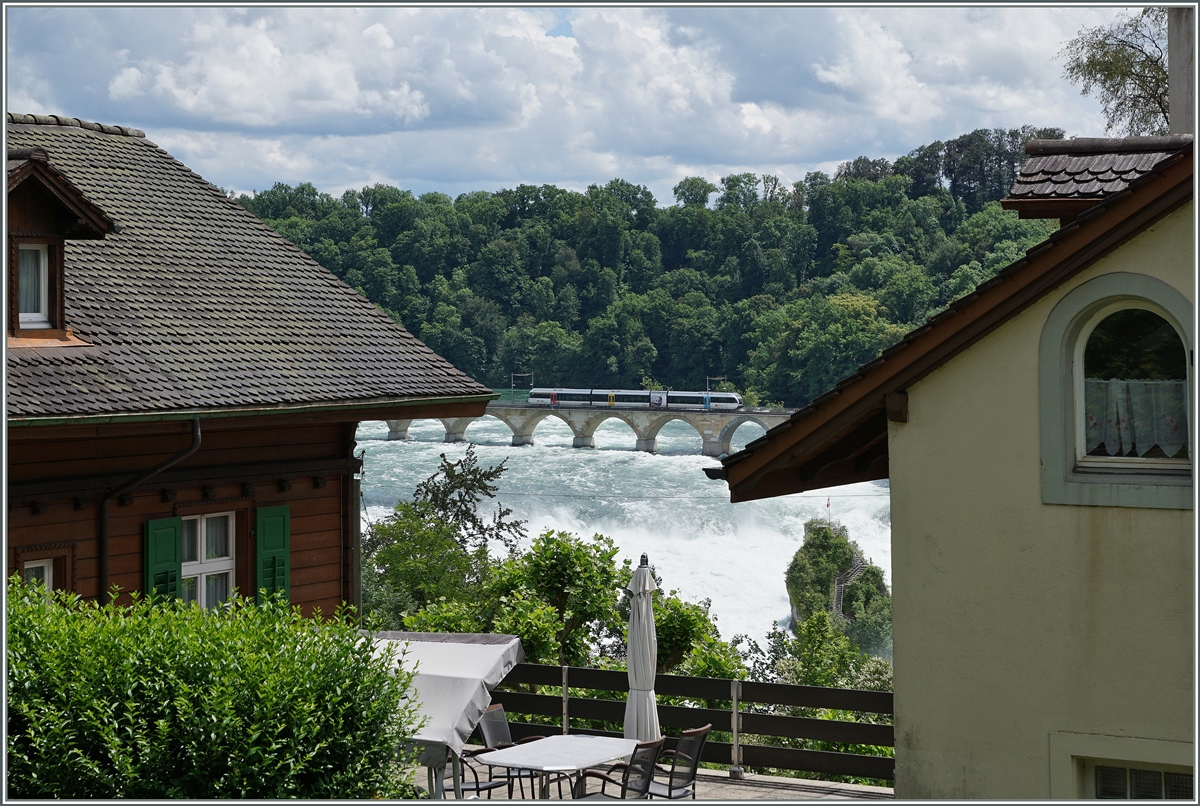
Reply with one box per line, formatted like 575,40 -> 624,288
6,5 -> 1130,206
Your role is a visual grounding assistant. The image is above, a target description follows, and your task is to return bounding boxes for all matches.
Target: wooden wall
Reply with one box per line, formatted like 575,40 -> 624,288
7,416 -> 359,618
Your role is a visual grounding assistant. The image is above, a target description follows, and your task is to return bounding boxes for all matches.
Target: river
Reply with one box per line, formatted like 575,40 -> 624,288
356,416 -> 891,647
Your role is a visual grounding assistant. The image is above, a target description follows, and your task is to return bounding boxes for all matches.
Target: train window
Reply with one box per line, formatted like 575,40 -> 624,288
616,394 -> 645,403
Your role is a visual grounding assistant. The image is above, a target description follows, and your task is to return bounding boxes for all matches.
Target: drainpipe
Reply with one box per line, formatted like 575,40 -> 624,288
97,418 -> 201,601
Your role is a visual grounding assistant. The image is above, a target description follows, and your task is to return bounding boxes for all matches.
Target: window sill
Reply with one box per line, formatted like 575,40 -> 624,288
8,328 -> 92,348
1074,459 -> 1191,476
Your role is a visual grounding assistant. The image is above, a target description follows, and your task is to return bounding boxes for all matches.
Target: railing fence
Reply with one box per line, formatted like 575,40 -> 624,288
490,663 -> 894,782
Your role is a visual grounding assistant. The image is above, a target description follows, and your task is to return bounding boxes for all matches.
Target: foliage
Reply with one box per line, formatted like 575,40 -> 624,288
1059,8 -> 1169,136
784,520 -> 856,623
510,531 -> 630,666
773,611 -> 863,688
373,501 -> 490,612
6,581 -> 421,799
784,519 -> 892,661
240,124 -> 1063,408
362,445 -> 525,629
412,445 -> 526,552
653,592 -> 721,672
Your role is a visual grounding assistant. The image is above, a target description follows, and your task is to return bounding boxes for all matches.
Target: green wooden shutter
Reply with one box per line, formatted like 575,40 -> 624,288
144,517 -> 183,599
256,505 -> 290,603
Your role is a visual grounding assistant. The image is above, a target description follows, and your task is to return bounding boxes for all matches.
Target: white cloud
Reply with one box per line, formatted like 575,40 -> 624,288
361,23 -> 394,50
6,6 -> 1130,204
107,66 -> 145,100
812,13 -> 939,125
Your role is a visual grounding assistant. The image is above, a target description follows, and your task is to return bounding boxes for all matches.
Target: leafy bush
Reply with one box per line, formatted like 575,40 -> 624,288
6,580 -> 421,799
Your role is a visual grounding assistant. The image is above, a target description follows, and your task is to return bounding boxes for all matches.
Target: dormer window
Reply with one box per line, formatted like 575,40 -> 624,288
7,146 -> 114,340
18,244 -> 49,328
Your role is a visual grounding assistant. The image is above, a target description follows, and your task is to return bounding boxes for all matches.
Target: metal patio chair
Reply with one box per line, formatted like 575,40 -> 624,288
573,737 -> 666,800
469,703 -> 568,798
648,724 -> 710,799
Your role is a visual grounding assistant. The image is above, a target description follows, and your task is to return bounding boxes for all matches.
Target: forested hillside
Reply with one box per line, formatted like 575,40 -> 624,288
238,126 -> 1061,407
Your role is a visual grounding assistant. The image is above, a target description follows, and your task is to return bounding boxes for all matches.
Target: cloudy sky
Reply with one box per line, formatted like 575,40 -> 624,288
6,5 -> 1128,205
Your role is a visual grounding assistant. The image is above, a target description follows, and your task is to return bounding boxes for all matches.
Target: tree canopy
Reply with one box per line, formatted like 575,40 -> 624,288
239,124 -> 1060,408
1059,8 -> 1170,136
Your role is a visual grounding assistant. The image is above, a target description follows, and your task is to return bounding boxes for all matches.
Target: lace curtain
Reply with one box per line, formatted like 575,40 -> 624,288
1084,378 -> 1189,458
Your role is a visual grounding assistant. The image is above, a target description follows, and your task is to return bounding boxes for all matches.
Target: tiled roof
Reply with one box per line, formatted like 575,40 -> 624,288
7,113 -> 492,420
1009,135 -> 1193,200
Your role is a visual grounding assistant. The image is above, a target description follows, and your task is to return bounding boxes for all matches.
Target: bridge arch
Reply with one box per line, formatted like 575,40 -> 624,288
718,415 -> 771,451
637,414 -> 704,454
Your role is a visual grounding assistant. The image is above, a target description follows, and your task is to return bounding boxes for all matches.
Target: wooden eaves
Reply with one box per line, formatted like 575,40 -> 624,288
707,144 -> 1194,503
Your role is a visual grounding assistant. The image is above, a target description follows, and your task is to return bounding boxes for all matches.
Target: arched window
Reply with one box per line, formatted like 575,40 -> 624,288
1040,272 -> 1193,510
1076,305 -> 1190,468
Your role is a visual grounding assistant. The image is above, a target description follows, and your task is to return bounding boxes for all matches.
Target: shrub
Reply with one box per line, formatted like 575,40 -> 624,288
6,579 -> 421,799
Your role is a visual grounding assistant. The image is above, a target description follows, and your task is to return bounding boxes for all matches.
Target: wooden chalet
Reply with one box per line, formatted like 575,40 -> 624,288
6,113 -> 494,616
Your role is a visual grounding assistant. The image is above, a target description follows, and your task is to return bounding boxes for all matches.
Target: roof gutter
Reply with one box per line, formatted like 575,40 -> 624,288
7,393 -> 499,429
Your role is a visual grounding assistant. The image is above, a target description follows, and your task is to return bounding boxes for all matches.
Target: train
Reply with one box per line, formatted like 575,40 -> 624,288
526,388 -> 744,410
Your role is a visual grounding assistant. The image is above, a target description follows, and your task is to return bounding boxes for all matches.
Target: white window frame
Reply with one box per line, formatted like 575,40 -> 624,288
22,558 -> 53,590
181,512 -> 235,609
17,244 -> 50,329
1072,300 -> 1191,472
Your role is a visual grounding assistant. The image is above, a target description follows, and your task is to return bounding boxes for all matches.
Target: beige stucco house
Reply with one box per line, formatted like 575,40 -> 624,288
707,136 -> 1194,799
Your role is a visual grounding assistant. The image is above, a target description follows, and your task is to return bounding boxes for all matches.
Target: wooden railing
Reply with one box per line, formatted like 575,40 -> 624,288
492,663 -> 894,782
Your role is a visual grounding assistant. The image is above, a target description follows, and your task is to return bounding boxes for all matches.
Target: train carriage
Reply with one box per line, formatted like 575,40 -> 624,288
527,388 -> 742,410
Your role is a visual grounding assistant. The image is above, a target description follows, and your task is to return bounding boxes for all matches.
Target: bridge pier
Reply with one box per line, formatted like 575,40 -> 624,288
702,437 -> 732,457
513,434 -> 535,447
386,419 -> 413,441
635,438 -> 657,453
439,417 -> 478,443
573,436 -> 595,448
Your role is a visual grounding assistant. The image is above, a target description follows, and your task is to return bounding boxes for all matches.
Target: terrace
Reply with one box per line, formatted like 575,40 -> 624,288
439,662 -> 895,800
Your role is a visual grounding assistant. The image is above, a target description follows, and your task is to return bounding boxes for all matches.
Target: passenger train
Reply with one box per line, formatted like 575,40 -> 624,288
527,388 -> 743,410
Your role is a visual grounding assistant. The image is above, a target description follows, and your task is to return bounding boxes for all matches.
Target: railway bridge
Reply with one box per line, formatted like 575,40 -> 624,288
385,403 -> 795,457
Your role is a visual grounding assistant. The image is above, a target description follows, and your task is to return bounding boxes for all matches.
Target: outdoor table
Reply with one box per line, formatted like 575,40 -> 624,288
476,734 -> 639,799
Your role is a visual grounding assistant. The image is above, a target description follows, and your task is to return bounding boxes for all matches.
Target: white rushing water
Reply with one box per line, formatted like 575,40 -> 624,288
357,416 -> 891,647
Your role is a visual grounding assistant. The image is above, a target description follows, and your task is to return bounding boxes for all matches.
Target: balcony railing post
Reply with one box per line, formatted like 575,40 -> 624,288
730,679 -> 744,779
562,665 -> 570,735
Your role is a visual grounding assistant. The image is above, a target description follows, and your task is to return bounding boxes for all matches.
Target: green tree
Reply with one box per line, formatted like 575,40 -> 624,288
673,176 -> 718,208
1059,8 -> 1170,135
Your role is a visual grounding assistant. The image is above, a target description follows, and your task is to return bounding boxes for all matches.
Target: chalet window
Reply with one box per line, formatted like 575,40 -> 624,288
181,513 -> 235,609
1077,306 -> 1190,469
17,244 -> 49,328
144,506 -> 290,604
22,558 -> 52,590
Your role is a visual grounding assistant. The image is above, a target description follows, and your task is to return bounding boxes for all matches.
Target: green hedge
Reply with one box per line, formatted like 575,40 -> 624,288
6,580 -> 421,798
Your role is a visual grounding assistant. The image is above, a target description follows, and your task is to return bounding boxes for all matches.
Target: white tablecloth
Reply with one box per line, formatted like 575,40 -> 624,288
476,734 -> 638,772
371,631 -> 524,767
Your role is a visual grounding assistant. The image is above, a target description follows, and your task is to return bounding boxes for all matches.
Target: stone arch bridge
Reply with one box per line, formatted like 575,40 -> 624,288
385,403 -> 795,457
